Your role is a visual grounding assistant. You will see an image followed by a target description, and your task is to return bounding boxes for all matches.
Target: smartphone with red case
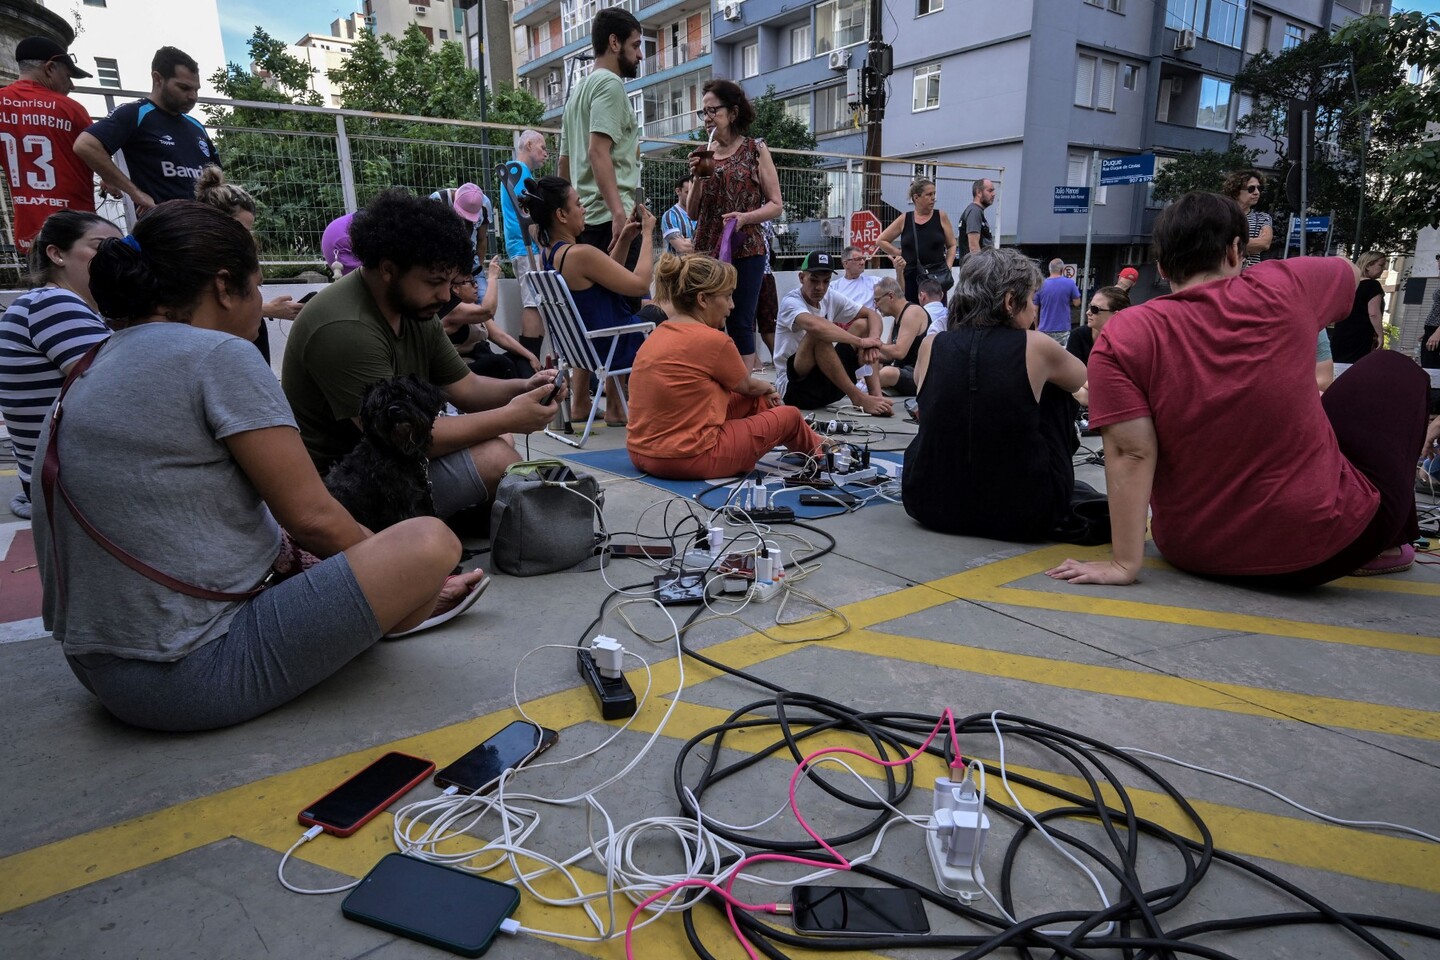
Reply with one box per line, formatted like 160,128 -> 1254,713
298,752 -> 436,837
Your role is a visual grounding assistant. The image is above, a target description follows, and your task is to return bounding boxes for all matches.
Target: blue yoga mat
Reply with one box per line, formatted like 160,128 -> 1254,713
558,447 -> 903,518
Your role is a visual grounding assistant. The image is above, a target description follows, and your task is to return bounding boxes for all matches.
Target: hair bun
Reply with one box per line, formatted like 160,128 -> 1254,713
89,235 -> 161,322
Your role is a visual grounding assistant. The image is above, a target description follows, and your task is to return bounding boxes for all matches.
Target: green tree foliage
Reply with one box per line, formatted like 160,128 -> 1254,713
1234,11 -> 1440,252
1151,144 -> 1260,202
206,25 -> 545,266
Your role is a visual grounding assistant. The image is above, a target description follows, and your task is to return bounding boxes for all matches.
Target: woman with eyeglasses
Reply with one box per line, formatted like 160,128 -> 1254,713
876,178 -> 957,304
1222,169 -> 1272,270
685,79 -> 783,372
902,249 -> 1100,544
439,257 -> 540,379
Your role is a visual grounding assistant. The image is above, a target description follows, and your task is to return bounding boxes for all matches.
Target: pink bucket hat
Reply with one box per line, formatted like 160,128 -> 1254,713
452,183 -> 486,222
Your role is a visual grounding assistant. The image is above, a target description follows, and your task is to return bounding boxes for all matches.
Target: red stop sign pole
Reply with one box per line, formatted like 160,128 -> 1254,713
849,211 -> 883,258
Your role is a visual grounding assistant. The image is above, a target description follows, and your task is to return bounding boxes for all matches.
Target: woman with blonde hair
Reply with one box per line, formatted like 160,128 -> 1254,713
876,177 -> 957,303
626,254 -> 823,479
193,165 -> 304,361
1330,251 -> 1386,363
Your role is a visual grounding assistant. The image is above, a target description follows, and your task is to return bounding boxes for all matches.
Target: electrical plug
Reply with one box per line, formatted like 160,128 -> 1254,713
590,635 -> 624,679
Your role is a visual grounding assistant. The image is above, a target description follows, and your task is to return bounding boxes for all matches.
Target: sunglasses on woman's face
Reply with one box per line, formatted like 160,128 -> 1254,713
1086,305 -> 1112,314
1244,185 -> 1261,193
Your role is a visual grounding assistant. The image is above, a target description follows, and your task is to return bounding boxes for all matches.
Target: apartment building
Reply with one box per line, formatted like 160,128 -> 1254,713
364,0 -> 460,51
510,0 -> 713,148
456,1 -> 515,95
35,0 -> 225,118
715,0 -> 1383,276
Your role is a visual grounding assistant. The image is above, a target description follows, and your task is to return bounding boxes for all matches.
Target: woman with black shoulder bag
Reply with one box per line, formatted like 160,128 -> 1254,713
876,177 -> 956,304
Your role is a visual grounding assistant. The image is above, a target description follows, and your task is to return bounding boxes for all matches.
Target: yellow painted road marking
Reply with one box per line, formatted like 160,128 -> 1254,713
5,549 -> 1437,921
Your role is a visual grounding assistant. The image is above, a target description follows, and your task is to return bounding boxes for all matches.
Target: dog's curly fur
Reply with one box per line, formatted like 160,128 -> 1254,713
324,375 -> 446,531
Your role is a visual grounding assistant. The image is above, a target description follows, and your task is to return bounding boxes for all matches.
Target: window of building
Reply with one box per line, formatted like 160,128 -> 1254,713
1096,60 -> 1118,109
630,91 -> 644,136
1108,0 -> 1124,11
1196,75 -> 1232,130
1283,23 -> 1304,48
1085,0 -> 1102,6
788,22 -> 811,64
1146,156 -> 1173,208
918,0 -> 944,14
95,58 -> 120,89
1067,151 -> 1107,204
1156,75 -> 1180,123
741,42 -> 759,78
815,0 -> 867,54
913,162 -> 938,181
1075,54 -> 1096,107
1166,0 -> 1247,47
1246,12 -> 1270,54
83,0 -> 106,6
781,93 -> 811,128
439,29 -> 449,40
1122,63 -> 1139,90
419,25 -> 434,44
823,169 -> 862,219
912,63 -> 941,112
815,83 -> 850,134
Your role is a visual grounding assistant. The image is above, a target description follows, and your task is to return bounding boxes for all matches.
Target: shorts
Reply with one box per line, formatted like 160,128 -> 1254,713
782,344 -> 860,410
429,447 -> 491,518
65,553 -> 381,731
513,257 -> 542,309
888,363 -> 917,397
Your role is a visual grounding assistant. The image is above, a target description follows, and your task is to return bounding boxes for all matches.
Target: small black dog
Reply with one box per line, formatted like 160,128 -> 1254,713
325,375 -> 446,531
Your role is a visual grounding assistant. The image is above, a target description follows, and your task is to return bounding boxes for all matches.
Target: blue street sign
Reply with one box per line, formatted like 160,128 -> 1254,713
1287,216 -> 1332,241
1099,154 -> 1157,186
1054,186 -> 1090,214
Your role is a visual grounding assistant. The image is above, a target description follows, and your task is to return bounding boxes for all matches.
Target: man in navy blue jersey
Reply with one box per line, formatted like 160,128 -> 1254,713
75,46 -> 216,217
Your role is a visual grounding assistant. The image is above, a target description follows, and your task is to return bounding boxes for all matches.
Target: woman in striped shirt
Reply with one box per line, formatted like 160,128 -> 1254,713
0,211 -> 120,518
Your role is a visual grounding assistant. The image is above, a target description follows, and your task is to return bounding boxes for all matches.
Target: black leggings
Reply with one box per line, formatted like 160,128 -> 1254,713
1236,350 -> 1428,588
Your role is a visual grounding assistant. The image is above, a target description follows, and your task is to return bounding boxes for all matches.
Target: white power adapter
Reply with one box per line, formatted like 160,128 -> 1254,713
589,635 -> 625,679
926,775 -> 990,901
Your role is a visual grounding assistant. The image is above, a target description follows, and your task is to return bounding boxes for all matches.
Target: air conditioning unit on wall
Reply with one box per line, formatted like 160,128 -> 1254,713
828,49 -> 850,71
722,2 -> 742,22
820,217 -> 844,238
1174,28 -> 1196,51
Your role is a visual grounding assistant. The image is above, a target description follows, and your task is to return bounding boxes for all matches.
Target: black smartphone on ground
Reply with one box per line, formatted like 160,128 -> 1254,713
790,885 -> 930,937
800,491 -> 858,507
297,752 -> 435,837
608,543 -> 675,560
434,721 -> 559,793
343,854 -> 520,957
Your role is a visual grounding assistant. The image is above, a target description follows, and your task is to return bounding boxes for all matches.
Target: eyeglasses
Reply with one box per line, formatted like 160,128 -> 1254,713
1244,185 -> 1261,193
843,256 -> 864,263
1086,305 -> 1113,314
695,105 -> 725,118
452,278 -> 477,288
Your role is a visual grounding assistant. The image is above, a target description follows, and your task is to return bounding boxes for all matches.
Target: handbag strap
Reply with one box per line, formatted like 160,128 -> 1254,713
41,342 -> 267,605
910,212 -> 935,272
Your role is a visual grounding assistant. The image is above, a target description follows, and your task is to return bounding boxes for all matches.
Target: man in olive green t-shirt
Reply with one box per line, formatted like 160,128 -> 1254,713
559,7 -> 642,259
281,189 -> 563,517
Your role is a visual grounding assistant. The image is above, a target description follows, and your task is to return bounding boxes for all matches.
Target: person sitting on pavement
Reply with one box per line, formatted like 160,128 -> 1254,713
1047,191 -> 1436,588
772,252 -> 892,417
524,174 -> 654,427
919,278 -> 949,336
0,211 -> 120,520
902,248 -> 1092,542
870,277 -> 931,397
829,245 -> 880,309
627,254 -> 824,479
280,188 -> 563,511
32,201 -> 484,732
440,256 -> 541,380
193,165 -> 304,363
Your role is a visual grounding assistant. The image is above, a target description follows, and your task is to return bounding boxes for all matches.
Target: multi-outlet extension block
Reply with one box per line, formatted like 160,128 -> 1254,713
926,775 -> 989,902
816,466 -> 879,487
577,637 -> 636,720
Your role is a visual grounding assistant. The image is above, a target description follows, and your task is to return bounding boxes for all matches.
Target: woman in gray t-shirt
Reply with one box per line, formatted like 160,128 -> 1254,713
33,201 -> 484,731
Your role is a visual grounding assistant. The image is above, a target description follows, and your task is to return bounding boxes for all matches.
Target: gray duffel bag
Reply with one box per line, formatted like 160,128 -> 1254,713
489,459 -> 603,576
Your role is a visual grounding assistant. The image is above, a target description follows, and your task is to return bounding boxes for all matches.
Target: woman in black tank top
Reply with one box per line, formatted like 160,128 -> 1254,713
876,178 -> 957,303
901,248 -> 1097,542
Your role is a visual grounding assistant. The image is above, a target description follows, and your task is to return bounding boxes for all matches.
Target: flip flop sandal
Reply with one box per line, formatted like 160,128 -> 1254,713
385,573 -> 491,639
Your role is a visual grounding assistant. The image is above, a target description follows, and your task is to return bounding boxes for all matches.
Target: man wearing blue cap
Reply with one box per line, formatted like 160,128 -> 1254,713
772,251 -> 892,416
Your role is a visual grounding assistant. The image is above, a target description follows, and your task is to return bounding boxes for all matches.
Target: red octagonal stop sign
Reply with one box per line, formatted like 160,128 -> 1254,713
849,210 -> 883,258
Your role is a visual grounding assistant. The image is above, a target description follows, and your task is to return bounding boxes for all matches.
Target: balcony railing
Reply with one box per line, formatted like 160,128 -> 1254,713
644,112 -> 700,139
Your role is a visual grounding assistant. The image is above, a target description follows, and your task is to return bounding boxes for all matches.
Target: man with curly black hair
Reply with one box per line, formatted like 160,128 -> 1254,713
282,189 -> 564,523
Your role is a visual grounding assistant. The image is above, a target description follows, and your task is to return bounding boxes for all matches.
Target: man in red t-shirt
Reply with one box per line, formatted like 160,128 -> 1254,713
1047,191 -> 1433,587
0,37 -> 97,253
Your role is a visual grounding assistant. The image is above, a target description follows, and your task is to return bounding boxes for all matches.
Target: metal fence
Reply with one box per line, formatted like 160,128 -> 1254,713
0,87 -> 1002,282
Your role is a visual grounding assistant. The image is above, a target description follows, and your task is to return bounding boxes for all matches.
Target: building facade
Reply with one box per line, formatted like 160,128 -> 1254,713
35,0 -> 225,119
363,0 -> 460,51
715,0 -> 1384,281
510,0 -> 713,150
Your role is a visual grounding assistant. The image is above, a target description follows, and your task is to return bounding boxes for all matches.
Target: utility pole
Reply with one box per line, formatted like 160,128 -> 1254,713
861,0 -> 891,214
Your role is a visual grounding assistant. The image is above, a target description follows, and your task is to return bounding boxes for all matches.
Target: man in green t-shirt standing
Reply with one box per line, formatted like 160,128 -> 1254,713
559,7 -> 643,265
281,189 -> 563,521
